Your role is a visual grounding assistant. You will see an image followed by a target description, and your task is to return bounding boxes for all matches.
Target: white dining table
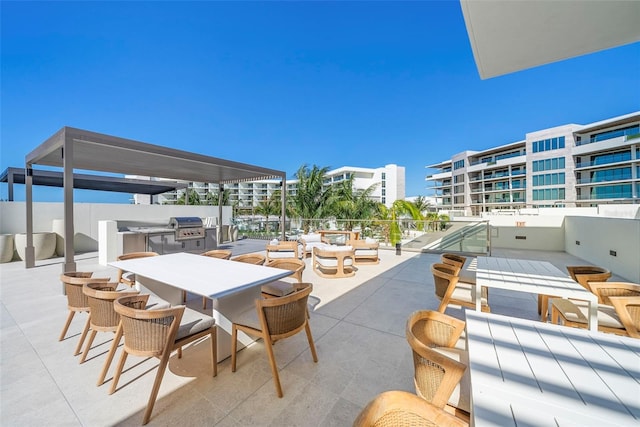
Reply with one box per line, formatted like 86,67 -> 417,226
109,252 -> 292,360
466,310 -> 640,427
475,256 -> 599,331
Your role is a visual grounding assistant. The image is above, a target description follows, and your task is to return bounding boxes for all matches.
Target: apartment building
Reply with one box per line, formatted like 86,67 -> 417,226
426,112 -> 640,215
133,164 -> 405,209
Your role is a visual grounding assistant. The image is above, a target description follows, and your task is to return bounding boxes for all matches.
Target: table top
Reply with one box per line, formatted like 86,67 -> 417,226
476,256 -> 596,302
109,252 -> 291,299
465,310 -> 640,426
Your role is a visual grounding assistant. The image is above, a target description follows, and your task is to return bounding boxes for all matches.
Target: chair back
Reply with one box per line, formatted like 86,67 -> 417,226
588,282 -> 640,305
431,263 -> 459,300
407,310 -> 465,349
441,253 -> 466,272
231,253 -> 266,265
354,390 -> 468,427
609,296 -> 640,338
406,317 -> 466,409
61,273 -> 110,310
257,283 -> 312,339
266,258 -> 306,282
202,249 -> 232,260
566,265 -> 611,291
83,282 -> 137,330
116,252 -> 159,286
114,295 -> 185,357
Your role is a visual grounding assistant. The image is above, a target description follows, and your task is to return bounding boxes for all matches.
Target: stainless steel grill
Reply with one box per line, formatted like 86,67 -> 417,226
168,216 -> 205,240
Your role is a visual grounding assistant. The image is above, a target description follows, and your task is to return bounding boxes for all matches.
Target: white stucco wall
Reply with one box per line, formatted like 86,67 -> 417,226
565,216 -> 640,283
490,226 -> 565,251
0,202 -> 231,253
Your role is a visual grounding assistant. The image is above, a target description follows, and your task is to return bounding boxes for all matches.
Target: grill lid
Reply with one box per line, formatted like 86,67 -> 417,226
168,216 -> 203,229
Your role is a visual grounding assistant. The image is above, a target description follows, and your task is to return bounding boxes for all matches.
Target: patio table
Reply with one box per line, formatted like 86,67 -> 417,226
466,310 -> 640,426
475,256 -> 598,331
109,252 -> 291,361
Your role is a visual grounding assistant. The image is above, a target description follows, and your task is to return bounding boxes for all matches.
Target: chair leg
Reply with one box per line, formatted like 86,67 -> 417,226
202,296 -> 207,310
305,322 -> 318,363
537,294 -> 542,315
74,315 -> 91,356
98,325 -> 123,386
231,324 -> 238,372
109,350 -> 128,395
59,311 -> 75,341
79,330 -> 97,364
263,336 -> 283,397
142,352 -> 171,425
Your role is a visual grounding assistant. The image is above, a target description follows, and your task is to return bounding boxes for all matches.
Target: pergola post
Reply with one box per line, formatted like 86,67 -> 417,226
280,174 -> 286,241
63,133 -> 77,273
24,166 -> 35,268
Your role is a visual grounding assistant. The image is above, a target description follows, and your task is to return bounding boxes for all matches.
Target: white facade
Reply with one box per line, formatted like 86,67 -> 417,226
426,112 -> 640,215
133,164 -> 405,208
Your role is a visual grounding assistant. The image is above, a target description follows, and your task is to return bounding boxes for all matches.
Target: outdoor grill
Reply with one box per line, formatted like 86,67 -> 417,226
168,216 -> 205,240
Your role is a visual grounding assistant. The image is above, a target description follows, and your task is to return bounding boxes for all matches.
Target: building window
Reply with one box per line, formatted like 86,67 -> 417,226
590,184 -> 632,199
453,160 -> 465,170
533,188 -> 565,201
532,173 -> 565,187
532,157 -> 565,172
591,167 -> 632,183
453,174 -> 465,183
590,124 -> 639,143
532,136 -> 565,153
592,150 -> 632,166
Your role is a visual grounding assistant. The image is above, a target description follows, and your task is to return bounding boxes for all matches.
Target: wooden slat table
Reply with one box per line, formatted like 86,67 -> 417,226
466,311 -> 640,426
475,256 -> 599,331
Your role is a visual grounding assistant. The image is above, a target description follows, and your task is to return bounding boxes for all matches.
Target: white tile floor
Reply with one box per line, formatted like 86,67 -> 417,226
0,244 -> 627,426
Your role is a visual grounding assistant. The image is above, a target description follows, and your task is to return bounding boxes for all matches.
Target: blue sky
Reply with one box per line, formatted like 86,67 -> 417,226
2,1 -> 639,203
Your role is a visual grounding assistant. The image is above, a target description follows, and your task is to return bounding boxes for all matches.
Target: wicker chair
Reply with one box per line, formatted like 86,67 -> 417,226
609,296 -> 640,338
539,265 -> 611,321
200,249 -> 233,308
353,390 -> 468,427
115,252 -> 159,287
79,283 -> 138,364
59,272 -> 110,355
261,258 -> 306,298
550,282 -> 640,336
406,312 -> 470,422
231,253 -> 266,265
431,263 -> 489,314
406,310 -> 466,350
441,253 -> 476,285
110,294 -> 217,425
231,283 -> 317,397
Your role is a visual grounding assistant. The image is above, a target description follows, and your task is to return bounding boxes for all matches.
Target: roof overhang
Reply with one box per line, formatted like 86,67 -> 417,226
460,0 -> 640,79
1,167 -> 187,195
25,127 -> 286,184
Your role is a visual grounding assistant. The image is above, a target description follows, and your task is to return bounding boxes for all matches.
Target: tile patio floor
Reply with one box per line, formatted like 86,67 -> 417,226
0,242 -> 627,426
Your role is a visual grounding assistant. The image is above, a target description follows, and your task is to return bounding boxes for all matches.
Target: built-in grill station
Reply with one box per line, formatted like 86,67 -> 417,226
169,216 -> 206,240
119,217 -> 216,255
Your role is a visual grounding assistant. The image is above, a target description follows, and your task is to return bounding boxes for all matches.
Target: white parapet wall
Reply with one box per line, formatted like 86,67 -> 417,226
0,202 -> 232,259
565,216 -> 640,283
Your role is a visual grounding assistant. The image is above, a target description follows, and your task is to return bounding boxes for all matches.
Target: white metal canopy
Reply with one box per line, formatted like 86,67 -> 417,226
460,0 -> 640,79
24,127 -> 287,271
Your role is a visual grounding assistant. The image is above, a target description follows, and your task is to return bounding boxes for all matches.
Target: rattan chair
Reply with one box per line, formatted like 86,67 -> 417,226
261,258 -> 306,298
200,249 -> 233,308
609,296 -> 640,338
550,282 -> 640,336
109,294 -> 217,425
231,283 -> 317,397
406,310 -> 466,350
441,253 -> 466,272
441,253 -> 476,285
353,390 -> 468,427
79,283 -> 138,364
539,265 -> 612,321
353,390 -> 469,427
59,272 -> 110,355
406,312 -> 470,422
115,252 -> 159,287
231,253 -> 266,265
431,263 -> 489,314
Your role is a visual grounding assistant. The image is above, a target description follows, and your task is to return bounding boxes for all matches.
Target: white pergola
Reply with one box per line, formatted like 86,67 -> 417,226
460,0 -> 640,79
24,127 -> 287,271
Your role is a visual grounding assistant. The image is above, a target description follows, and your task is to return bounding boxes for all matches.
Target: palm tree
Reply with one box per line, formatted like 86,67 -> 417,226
176,189 -> 201,205
332,175 -> 379,231
412,195 -> 431,215
254,192 -> 281,233
375,199 -> 423,245
205,188 -> 230,206
289,164 -> 335,233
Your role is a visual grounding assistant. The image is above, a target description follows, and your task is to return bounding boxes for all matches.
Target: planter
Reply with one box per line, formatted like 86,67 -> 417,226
14,232 -> 57,261
0,234 -> 15,263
